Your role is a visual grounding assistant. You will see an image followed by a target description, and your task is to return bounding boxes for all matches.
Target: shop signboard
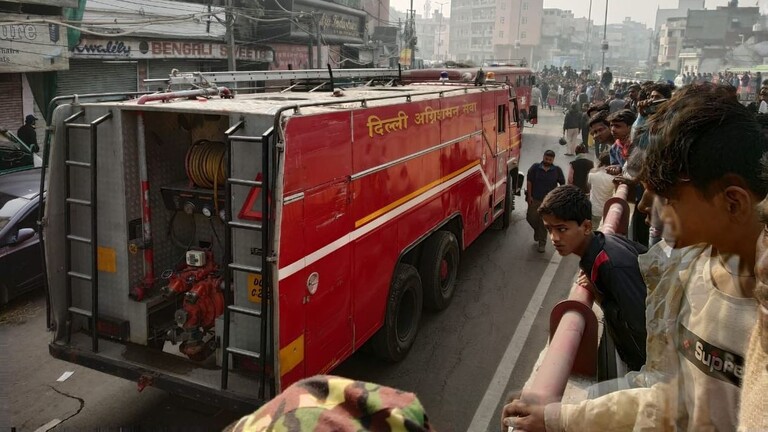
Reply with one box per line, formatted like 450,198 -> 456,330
71,38 -> 274,63
0,15 -> 69,73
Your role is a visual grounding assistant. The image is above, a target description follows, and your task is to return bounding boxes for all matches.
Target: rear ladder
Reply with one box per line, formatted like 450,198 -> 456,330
221,122 -> 276,399
62,110 -> 113,352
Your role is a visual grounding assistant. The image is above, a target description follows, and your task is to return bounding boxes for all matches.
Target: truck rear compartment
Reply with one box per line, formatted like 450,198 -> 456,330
46,104 -> 274,406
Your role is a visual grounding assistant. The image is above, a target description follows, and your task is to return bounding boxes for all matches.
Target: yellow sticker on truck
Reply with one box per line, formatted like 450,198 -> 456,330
247,273 -> 263,303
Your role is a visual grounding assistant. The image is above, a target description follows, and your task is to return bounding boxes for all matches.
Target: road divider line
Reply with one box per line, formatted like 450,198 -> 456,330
467,251 -> 563,432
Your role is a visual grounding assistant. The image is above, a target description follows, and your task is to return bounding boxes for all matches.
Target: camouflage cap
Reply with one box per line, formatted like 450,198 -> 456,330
231,375 -> 435,432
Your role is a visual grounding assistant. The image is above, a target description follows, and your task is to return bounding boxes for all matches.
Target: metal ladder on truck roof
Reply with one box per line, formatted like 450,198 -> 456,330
152,66 -> 402,93
62,110 -> 113,352
220,121 -> 276,399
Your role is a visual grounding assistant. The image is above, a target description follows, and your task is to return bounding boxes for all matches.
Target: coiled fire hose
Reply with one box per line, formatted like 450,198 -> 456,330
185,139 -> 227,212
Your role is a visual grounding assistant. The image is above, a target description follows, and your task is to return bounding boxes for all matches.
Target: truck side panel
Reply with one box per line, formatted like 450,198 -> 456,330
277,90 -> 505,388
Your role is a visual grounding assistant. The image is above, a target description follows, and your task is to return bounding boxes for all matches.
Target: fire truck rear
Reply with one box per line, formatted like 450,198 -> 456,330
42,68 -> 523,409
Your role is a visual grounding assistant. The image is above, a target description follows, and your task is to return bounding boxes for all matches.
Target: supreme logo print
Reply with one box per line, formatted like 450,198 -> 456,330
678,324 -> 745,387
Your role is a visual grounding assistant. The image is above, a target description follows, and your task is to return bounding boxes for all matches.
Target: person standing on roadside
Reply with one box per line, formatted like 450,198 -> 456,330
568,144 -> 594,194
601,67 -> 613,90
526,150 -> 566,253
17,114 -> 39,153
587,152 -> 615,228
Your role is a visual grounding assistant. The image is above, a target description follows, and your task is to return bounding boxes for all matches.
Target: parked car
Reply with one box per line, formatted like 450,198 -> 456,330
0,167 -> 44,305
1,128 -> 42,176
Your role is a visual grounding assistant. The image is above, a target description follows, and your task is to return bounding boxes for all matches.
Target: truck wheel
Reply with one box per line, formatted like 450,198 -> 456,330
371,264 -> 423,362
419,231 -> 460,311
501,174 -> 513,229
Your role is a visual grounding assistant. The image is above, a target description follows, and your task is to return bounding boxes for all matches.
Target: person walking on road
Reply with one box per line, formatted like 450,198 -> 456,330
526,150 -> 565,253
547,88 -> 558,110
563,103 -> 582,155
17,114 -> 39,153
529,84 -> 542,123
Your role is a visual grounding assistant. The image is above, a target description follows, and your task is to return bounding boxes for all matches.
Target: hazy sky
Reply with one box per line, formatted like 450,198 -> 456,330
389,0 -> 763,26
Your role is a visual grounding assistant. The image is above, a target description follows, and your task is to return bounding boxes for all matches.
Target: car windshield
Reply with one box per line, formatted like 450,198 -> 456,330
0,192 -> 29,231
0,130 -> 24,151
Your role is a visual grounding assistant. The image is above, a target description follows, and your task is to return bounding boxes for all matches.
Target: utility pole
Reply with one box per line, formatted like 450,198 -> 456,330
315,13 -> 322,69
600,0 -> 609,74
436,2 -> 446,61
585,0 -> 593,71
408,0 -> 416,68
307,14 -> 314,68
226,0 -> 237,88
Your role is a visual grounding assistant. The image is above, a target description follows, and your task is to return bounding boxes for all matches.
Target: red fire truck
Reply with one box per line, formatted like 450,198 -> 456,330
41,68 -> 524,409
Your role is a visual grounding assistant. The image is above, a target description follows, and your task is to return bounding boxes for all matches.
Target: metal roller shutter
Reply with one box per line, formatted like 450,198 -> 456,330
56,60 -> 138,97
0,74 -> 23,129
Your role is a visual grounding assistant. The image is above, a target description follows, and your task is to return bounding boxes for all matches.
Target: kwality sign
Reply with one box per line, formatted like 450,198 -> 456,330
72,38 -> 274,63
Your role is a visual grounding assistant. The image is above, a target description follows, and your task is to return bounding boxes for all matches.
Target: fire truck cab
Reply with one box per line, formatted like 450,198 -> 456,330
42,68 -> 523,409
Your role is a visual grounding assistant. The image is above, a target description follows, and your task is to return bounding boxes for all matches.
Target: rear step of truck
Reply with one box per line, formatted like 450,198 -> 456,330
62,110 -> 113,352
50,333 -> 264,411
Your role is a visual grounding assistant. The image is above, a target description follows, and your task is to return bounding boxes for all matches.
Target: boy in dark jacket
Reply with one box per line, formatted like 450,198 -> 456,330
538,185 -> 648,371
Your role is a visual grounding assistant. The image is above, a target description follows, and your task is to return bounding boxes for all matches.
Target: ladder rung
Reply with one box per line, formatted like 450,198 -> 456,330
68,306 -> 93,318
66,234 -> 92,244
68,271 -> 92,282
229,136 -> 263,143
65,160 -> 91,168
226,346 -> 261,360
228,178 -> 262,187
228,221 -> 262,231
228,305 -> 262,318
66,198 -> 92,207
67,123 -> 91,130
229,263 -> 262,274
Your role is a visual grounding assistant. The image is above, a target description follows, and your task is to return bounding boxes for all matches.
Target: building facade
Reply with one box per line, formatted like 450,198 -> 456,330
415,9 -> 449,62
449,0 -> 542,66
539,9 -> 594,70
600,18 -> 653,79
657,17 -> 686,72
679,5 -> 761,74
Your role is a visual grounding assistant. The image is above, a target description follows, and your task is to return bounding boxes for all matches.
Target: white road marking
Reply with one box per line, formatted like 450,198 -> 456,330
56,371 -> 74,382
34,419 -> 62,432
467,251 -> 563,432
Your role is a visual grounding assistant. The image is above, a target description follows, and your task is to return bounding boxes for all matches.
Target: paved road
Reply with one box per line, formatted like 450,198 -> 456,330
1,107 -> 582,432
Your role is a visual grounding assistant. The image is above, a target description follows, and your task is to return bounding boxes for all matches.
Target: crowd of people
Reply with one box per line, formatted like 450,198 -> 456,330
512,68 -> 768,431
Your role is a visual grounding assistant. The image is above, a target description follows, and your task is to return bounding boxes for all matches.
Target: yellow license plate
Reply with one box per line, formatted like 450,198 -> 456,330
247,273 -> 263,304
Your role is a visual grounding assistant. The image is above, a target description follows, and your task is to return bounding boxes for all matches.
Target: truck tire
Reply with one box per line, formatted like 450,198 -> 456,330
419,231 -> 460,311
502,175 -> 513,229
371,263 -> 423,362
